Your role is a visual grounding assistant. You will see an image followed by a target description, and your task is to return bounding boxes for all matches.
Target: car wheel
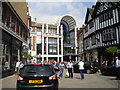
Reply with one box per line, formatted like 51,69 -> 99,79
86,70 -> 91,74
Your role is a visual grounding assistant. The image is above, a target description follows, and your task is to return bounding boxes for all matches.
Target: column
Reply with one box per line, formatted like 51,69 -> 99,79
116,27 -> 119,44
57,25 -> 59,34
42,24 -> 44,62
46,57 -> 48,62
75,27 -> 78,61
42,57 -> 44,63
57,57 -> 59,62
0,1 -> 2,21
57,38 -> 59,55
35,27 -> 37,55
61,25 -> 63,62
57,25 -> 59,56
46,24 -> 48,55
61,57 -> 63,62
46,24 -> 48,62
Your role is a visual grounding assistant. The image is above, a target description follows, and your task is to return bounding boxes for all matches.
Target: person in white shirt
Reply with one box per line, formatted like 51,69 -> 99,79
15,60 -> 20,74
115,57 -> 120,80
19,61 -> 24,69
67,60 -> 73,78
78,60 -> 84,79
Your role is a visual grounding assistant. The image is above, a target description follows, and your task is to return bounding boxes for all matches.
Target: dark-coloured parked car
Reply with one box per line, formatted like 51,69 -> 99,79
100,64 -> 117,76
17,64 -> 58,90
73,61 -> 98,74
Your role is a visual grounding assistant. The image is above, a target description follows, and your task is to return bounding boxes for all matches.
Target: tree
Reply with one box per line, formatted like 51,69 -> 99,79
106,46 -> 120,60
21,51 -> 33,59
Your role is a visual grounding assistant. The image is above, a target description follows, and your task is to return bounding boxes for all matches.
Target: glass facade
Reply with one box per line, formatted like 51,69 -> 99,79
37,27 -> 42,32
2,31 -> 22,72
48,28 -> 57,34
48,38 -> 57,55
61,23 -> 68,43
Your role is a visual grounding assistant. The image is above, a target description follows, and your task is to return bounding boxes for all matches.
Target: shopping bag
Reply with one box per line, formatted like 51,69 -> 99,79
65,71 -> 69,77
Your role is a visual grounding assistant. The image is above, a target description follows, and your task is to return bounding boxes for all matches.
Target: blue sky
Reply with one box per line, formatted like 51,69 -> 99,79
27,1 -> 96,27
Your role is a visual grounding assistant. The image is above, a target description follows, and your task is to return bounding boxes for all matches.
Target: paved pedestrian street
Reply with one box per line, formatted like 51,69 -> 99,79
59,71 -> 118,88
1,69 -> 119,90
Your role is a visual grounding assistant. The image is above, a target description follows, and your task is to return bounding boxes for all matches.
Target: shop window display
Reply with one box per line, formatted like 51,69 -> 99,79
2,43 -> 10,71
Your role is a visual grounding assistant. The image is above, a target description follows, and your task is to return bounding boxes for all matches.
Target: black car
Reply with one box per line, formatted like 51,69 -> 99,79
17,64 -> 58,90
73,61 -> 98,74
100,64 -> 117,76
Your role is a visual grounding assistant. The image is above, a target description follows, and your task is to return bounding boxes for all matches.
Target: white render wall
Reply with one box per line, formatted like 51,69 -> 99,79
41,24 -> 63,62
30,23 -> 63,62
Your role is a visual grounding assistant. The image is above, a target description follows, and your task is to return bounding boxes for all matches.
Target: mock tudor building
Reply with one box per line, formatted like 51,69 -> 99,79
84,2 -> 120,66
0,1 -> 29,77
30,22 -> 63,63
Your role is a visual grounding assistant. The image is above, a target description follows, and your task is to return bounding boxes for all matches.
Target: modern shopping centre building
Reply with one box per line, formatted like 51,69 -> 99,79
30,15 -> 78,62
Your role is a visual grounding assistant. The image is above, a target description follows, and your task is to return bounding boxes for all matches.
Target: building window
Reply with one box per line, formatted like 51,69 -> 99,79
44,37 -> 46,54
85,26 -> 88,33
48,28 -> 57,34
48,38 -> 57,44
9,15 -> 12,28
102,28 -> 116,42
85,39 -> 89,48
15,21 -> 17,32
44,27 -> 46,33
91,35 -> 96,45
99,11 -> 113,23
48,44 -> 57,54
89,21 -> 94,29
59,39 -> 61,54
68,47 -> 71,53
2,42 -> 10,71
37,27 -> 42,32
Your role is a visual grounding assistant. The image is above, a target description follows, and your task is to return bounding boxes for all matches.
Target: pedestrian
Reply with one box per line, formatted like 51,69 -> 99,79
67,60 -> 73,78
54,62 -> 60,73
115,57 -> 120,80
4,60 -> 9,70
78,60 -> 84,79
102,59 -> 107,67
19,61 -> 24,69
15,60 -> 20,74
59,62 -> 65,79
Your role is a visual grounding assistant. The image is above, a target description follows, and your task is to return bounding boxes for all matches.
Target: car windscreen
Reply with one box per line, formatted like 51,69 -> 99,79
20,65 -> 54,76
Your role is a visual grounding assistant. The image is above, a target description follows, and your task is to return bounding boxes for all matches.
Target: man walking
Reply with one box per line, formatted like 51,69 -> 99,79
115,57 -> 120,80
78,60 -> 84,79
67,60 -> 73,78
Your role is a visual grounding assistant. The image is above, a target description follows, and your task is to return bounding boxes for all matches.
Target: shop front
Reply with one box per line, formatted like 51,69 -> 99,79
2,31 -> 22,77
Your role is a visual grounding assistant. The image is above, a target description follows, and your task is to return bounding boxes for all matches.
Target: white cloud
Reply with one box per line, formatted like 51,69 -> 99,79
30,11 -> 61,24
28,2 -> 90,27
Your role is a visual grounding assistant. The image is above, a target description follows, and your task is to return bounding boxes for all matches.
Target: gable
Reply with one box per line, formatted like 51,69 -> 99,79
85,8 -> 94,24
95,2 -> 113,15
88,14 -> 92,22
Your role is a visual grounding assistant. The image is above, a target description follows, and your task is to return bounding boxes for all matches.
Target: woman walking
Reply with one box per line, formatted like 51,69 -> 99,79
59,62 -> 65,79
